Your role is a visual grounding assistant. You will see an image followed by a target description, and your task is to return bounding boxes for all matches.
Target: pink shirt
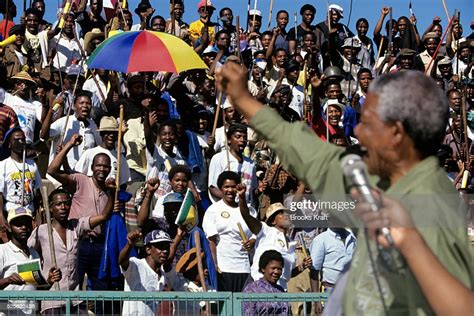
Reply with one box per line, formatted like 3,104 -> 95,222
68,173 -> 110,235
28,217 -> 91,312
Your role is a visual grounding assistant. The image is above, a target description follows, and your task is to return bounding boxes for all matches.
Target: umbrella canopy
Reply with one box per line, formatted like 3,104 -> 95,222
87,30 -> 208,73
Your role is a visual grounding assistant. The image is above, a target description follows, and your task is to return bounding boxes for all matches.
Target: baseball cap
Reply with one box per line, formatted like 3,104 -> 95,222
163,192 -> 184,204
329,4 -> 344,18
248,9 -> 262,18
341,37 -> 361,49
197,0 -> 215,10
7,207 -> 33,224
144,230 -> 172,245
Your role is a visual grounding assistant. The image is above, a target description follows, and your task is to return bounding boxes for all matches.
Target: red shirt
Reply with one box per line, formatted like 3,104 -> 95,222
0,20 -> 15,40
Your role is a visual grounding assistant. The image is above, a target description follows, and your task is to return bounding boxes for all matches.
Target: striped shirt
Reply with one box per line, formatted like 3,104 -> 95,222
0,105 -> 18,143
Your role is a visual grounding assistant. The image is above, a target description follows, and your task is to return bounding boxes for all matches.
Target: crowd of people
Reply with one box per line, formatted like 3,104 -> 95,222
0,0 -> 473,315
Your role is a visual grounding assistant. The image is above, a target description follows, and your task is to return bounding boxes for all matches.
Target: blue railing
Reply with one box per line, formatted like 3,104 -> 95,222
0,291 -> 328,315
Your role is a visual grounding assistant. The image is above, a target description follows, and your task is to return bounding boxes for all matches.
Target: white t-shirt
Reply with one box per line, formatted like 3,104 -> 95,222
2,90 -> 42,144
0,242 -> 40,315
146,145 -> 187,198
122,257 -> 179,316
150,193 -> 170,219
0,157 -> 42,213
50,34 -> 82,72
208,150 -> 257,205
251,223 -> 296,290
202,199 -> 256,273
48,115 -> 101,170
74,145 -> 131,186
213,127 -> 254,155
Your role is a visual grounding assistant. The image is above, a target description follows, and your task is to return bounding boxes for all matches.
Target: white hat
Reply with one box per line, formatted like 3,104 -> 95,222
323,99 -> 346,113
438,56 -> 452,66
329,4 -> 344,18
341,37 -> 361,48
221,98 -> 233,109
249,9 -> 262,18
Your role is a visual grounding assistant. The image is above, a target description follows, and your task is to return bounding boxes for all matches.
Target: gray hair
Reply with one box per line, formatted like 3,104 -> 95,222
368,71 -> 449,156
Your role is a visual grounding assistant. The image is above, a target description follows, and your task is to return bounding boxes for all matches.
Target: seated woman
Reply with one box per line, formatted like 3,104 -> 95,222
242,250 -> 289,315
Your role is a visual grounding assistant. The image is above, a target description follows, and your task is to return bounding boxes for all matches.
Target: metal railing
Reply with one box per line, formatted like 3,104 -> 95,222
0,291 -> 328,315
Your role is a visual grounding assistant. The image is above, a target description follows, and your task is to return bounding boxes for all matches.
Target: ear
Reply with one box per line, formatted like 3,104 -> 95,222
145,245 -> 152,255
391,121 -> 405,147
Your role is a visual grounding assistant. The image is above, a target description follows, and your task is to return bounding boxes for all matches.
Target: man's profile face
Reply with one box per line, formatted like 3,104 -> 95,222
354,93 -> 394,178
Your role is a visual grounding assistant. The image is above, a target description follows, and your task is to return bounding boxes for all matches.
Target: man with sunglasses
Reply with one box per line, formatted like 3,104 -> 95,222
27,187 -> 114,314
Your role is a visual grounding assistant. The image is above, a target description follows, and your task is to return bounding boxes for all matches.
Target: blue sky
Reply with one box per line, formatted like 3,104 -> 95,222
10,0 -> 474,37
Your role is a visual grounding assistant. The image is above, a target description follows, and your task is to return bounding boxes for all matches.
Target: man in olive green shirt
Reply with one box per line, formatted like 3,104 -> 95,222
215,63 -> 473,315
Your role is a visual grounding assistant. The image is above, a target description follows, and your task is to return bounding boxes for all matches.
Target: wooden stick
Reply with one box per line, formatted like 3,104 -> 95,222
193,229 -> 209,313
375,37 -> 385,68
211,91 -> 223,138
267,0 -> 274,31
58,61 -> 83,146
441,0 -> 450,21
461,89 -> 470,166
252,0 -> 258,31
72,31 -> 107,103
294,12 -> 298,43
246,0 -> 251,32
222,103 -> 231,171
236,16 -> 241,61
297,234 -> 309,258
40,185 -> 60,291
425,15 -> 455,75
237,223 -> 250,254
303,59 -> 310,123
21,146 -> 26,207
170,0 -> 176,36
115,104 -> 124,201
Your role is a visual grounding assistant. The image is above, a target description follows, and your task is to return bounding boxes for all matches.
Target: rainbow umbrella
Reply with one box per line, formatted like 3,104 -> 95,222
87,30 -> 208,73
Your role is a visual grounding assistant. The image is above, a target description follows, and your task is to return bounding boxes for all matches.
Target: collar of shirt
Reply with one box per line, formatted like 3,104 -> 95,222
7,241 -> 30,257
328,228 -> 355,245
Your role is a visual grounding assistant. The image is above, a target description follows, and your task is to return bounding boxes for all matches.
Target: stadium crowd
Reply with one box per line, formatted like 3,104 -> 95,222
0,0 -> 473,315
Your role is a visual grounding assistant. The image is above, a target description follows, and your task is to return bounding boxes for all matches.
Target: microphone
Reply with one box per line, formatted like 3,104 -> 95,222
341,154 -> 395,246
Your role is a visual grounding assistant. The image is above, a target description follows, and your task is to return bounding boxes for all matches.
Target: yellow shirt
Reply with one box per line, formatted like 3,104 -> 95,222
188,19 -> 216,45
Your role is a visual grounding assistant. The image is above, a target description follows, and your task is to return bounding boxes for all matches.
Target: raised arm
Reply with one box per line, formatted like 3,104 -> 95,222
265,28 -> 279,60
47,134 -> 82,187
374,7 -> 390,38
237,183 -> 262,235
40,95 -> 64,141
137,178 -> 160,228
119,230 -> 142,271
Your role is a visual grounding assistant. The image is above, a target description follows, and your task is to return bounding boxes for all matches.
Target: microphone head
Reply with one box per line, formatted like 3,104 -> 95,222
340,154 -> 366,178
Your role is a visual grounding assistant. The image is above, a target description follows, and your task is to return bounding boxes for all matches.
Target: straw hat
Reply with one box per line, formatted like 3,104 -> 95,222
176,248 -> 205,274
265,202 -> 289,223
84,28 -> 105,54
10,71 -> 36,85
98,116 -> 119,132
